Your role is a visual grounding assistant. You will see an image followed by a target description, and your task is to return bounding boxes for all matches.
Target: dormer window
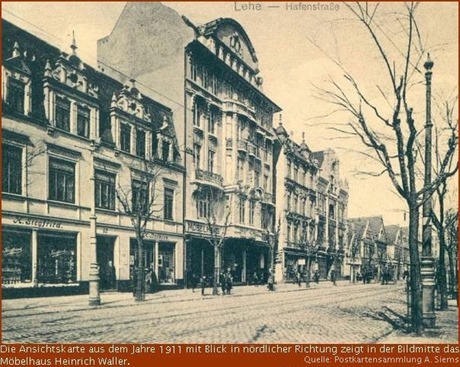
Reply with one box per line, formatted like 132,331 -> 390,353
120,123 -> 131,153
55,96 -> 71,131
7,79 -> 25,114
76,105 -> 90,138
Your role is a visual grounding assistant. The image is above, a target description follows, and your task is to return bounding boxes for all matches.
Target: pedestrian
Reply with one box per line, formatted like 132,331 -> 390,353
225,271 -> 233,295
253,271 -> 259,286
191,274 -> 198,293
267,271 -> 275,291
200,275 -> 206,296
313,270 -> 320,284
331,270 -> 337,286
220,272 -> 226,295
296,270 -> 302,287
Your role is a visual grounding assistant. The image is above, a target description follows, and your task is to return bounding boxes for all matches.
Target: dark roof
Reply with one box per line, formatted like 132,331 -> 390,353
348,216 -> 387,243
2,19 -> 181,156
385,225 -> 400,244
311,151 -> 325,167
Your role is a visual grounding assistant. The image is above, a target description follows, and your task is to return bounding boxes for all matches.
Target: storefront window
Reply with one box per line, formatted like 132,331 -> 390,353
37,233 -> 76,284
2,230 -> 31,284
159,243 -> 175,284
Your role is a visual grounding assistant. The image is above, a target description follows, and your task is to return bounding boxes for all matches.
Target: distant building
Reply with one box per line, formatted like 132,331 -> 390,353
273,123 -> 319,282
385,225 -> 405,280
312,149 -> 349,279
347,216 -> 389,281
2,19 -> 185,295
98,3 -> 281,284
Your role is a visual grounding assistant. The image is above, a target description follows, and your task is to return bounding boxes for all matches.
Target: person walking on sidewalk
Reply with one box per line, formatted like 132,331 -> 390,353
330,270 -> 337,286
200,275 -> 207,296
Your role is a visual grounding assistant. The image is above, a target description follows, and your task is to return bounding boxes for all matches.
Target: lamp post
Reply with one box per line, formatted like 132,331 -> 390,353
421,53 -> 436,328
88,145 -> 101,306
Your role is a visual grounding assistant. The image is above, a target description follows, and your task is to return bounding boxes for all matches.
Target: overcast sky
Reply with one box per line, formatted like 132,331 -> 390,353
3,2 -> 458,226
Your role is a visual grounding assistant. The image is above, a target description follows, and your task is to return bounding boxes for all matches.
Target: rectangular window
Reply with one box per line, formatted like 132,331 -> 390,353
209,108 -> 219,134
7,79 -> 25,114
208,150 -> 215,173
49,158 -> 75,203
193,144 -> 201,168
164,188 -> 174,221
120,124 -> 131,153
249,201 -> 255,225
136,129 -> 146,159
162,140 -> 170,161
263,174 -> 269,191
237,158 -> 244,180
239,198 -> 245,224
254,170 -> 260,187
152,133 -> 158,158
55,96 -> 71,131
196,193 -> 210,219
95,170 -> 116,210
132,180 -> 149,215
76,105 -> 90,138
2,144 -> 22,194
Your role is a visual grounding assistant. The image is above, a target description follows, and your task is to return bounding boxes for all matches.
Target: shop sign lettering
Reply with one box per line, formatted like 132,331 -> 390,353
144,232 -> 169,241
13,216 -> 63,229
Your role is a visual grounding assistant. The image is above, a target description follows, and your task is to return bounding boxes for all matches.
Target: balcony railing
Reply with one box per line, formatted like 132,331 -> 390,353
195,169 -> 224,187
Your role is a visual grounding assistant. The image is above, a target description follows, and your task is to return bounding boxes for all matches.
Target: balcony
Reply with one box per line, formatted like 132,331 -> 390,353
195,169 -> 223,188
237,140 -> 248,153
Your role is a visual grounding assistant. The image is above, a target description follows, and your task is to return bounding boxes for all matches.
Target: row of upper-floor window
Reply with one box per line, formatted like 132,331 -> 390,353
2,143 -> 176,221
189,59 -> 273,130
285,191 -> 316,218
194,191 -> 273,229
286,160 -> 316,188
3,74 -> 176,164
286,222 -> 315,245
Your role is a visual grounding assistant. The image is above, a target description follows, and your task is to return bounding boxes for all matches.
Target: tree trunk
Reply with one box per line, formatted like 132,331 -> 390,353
408,203 -> 423,334
438,231 -> 448,310
213,245 -> 220,296
135,234 -> 145,302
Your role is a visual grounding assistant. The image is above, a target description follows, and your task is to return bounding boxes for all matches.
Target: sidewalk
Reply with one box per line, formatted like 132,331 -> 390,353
2,279 -> 354,314
378,299 -> 458,343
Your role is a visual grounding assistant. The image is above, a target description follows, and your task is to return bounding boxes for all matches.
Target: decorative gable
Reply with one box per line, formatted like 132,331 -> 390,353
111,80 -> 152,123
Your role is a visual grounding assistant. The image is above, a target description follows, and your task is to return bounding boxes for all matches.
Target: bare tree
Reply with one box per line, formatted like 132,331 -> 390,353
310,3 -> 458,334
194,185 -> 232,296
114,158 -> 164,301
444,209 -> 458,300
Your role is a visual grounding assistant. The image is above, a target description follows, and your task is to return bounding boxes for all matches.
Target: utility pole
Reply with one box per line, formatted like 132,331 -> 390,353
88,146 -> 101,306
421,53 -> 436,328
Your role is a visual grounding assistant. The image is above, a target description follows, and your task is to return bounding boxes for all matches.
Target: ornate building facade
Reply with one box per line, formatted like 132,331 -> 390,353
312,149 -> 349,279
2,19 -> 185,296
274,123 -> 319,282
98,3 -> 281,285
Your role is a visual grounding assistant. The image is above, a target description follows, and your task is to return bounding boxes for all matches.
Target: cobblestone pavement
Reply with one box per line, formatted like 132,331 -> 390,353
2,281 -> 457,343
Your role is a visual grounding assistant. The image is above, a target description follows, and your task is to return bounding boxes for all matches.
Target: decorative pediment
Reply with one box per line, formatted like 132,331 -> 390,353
45,54 -> 98,98
205,18 -> 259,71
111,81 -> 152,123
4,42 -> 34,76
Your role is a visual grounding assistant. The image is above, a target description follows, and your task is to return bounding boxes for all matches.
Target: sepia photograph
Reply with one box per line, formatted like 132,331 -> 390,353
1,1 -> 458,345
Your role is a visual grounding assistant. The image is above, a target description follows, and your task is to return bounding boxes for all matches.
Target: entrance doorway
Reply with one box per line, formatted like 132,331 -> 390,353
96,236 -> 116,290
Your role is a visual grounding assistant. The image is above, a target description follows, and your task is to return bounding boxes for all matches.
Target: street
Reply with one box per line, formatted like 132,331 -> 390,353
1,282 -> 457,343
